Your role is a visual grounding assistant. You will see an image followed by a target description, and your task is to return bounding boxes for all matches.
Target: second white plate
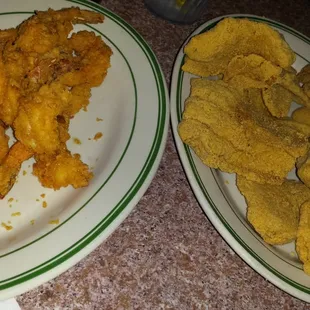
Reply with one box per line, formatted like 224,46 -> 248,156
170,14 -> 310,302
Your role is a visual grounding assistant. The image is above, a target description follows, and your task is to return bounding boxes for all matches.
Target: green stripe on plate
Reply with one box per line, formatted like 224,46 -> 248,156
0,0 -> 167,290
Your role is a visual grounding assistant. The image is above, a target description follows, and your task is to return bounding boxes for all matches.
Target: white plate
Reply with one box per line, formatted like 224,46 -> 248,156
171,15 -> 310,302
0,0 -> 169,299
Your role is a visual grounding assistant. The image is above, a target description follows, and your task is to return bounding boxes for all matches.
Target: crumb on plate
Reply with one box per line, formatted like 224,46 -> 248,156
94,132 -> 103,141
11,212 -> 21,217
1,222 -> 13,231
49,219 -> 59,225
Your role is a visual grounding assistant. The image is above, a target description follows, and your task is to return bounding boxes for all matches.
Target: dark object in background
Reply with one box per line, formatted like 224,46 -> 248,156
144,0 -> 207,24
90,0 -> 101,3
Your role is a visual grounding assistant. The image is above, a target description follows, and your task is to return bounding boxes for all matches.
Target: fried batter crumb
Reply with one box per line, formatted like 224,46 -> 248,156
30,219 -> 35,225
23,170 -> 27,176
49,219 -> 59,225
40,193 -> 46,198
11,212 -> 21,217
96,117 -> 103,122
94,132 -> 103,141
73,137 -> 82,145
1,222 -> 13,231
42,201 -> 47,208
7,198 -> 14,202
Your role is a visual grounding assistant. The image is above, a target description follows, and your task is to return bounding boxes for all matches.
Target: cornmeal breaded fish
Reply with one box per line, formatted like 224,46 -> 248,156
292,107 -> 310,126
296,201 -> 310,275
178,79 -> 310,184
183,18 -> 295,76
237,176 -> 310,245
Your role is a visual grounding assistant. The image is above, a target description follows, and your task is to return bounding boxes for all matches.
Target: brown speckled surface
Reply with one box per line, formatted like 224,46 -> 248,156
17,0 -> 310,309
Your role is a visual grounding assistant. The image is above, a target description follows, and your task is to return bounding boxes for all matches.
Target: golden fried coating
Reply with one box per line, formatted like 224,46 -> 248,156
0,8 -> 112,196
0,142 -> 33,198
15,7 -> 104,55
297,64 -> 310,99
63,84 -> 91,117
0,123 -> 9,162
292,107 -> 310,126
178,79 -> 310,184
278,71 -> 310,107
297,157 -> 310,188
183,18 -> 295,76
13,83 -> 72,154
224,54 -> 282,86
296,201 -> 310,275
262,84 -> 294,118
182,56 -> 222,78
298,64 -> 310,85
33,150 -> 93,190
237,176 -> 310,244
59,31 -> 112,87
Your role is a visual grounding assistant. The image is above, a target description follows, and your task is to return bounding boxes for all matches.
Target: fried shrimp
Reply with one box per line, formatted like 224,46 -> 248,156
0,142 -> 33,199
0,7 -> 112,197
59,31 -> 112,87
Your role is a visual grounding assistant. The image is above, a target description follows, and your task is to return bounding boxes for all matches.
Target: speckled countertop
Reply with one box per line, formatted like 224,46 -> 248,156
17,0 -> 310,309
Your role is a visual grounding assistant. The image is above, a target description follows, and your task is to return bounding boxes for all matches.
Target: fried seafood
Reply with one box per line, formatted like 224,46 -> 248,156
0,142 -> 33,199
33,149 -> 93,190
183,18 -> 295,76
0,123 -> 9,162
292,107 -> 310,126
298,64 -> 310,98
178,79 -> 310,185
297,201 -> 310,275
179,17 -> 310,274
237,176 -> 310,245
0,7 -> 112,197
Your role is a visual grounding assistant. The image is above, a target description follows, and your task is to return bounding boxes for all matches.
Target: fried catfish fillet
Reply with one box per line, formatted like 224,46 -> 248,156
296,201 -> 310,275
237,176 -> 310,244
298,64 -> 310,98
292,107 -> 310,127
262,84 -> 295,118
224,54 -> 282,86
182,18 -> 295,76
178,79 -> 310,184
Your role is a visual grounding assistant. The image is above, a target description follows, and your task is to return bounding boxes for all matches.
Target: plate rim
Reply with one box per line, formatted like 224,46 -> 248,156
170,14 -> 310,302
0,0 -> 169,299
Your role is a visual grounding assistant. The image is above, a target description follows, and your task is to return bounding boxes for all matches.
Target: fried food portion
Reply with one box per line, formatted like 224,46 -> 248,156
59,31 -> 112,87
224,54 -> 282,86
297,64 -> 310,98
178,79 -> 310,184
183,18 -> 295,76
0,142 -> 33,198
262,84 -> 294,118
292,107 -> 310,126
13,82 -> 72,154
33,149 -> 93,190
15,7 -> 104,55
278,71 -> 310,106
0,123 -> 9,162
296,201 -> 310,275
182,57 -> 222,78
298,64 -> 310,85
237,176 -> 310,244
297,157 -> 310,189
0,8 -> 112,196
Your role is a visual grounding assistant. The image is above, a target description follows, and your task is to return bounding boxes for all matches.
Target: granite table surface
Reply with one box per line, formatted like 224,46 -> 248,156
16,0 -> 310,309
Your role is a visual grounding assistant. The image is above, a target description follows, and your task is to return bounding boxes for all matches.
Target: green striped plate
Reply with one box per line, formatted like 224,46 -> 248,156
0,0 -> 168,299
170,15 -> 310,302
